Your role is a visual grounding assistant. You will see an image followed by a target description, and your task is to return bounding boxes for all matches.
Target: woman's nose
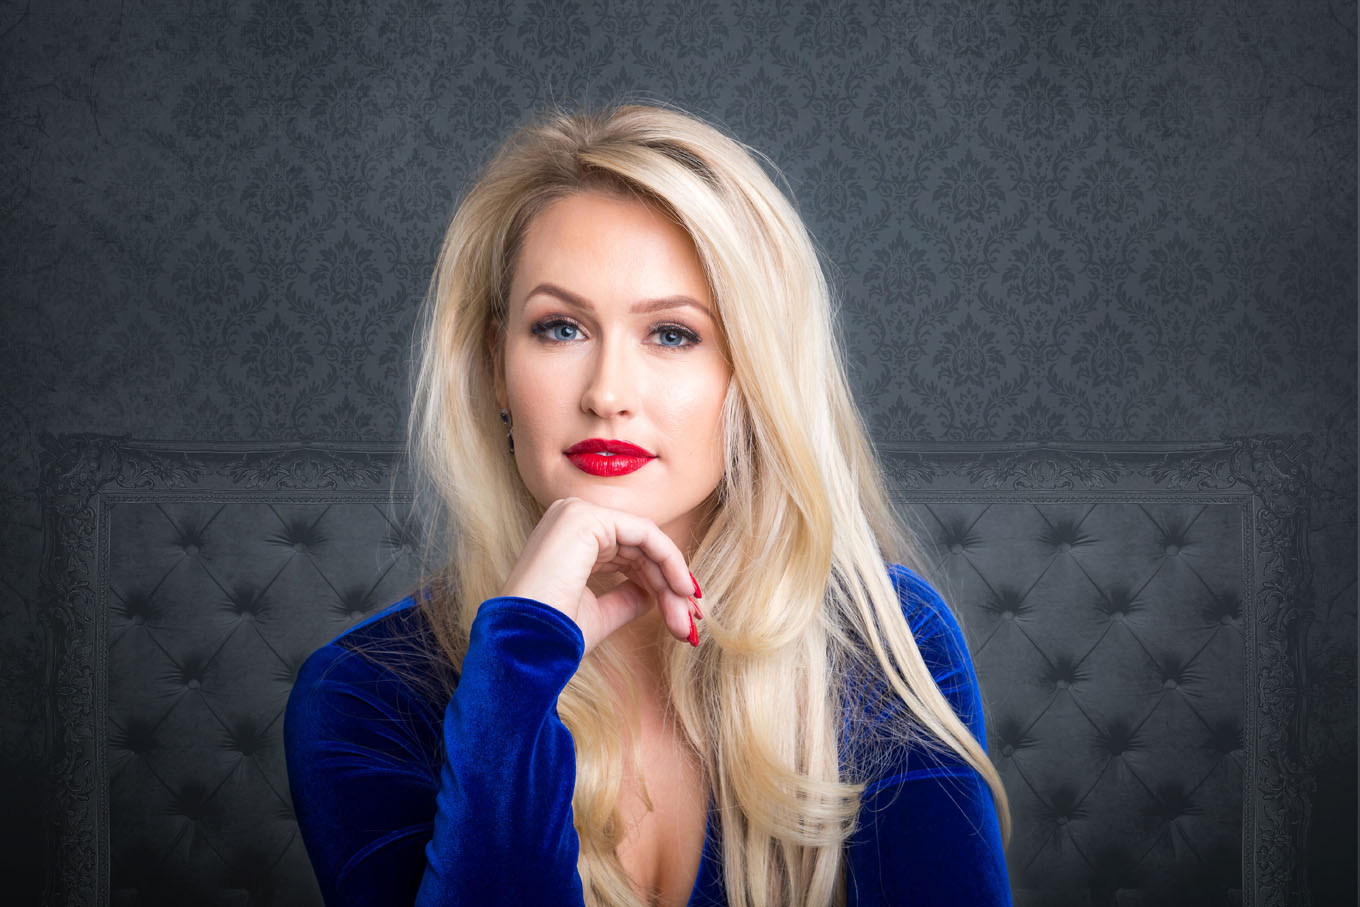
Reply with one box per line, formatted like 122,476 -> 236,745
579,338 -> 638,418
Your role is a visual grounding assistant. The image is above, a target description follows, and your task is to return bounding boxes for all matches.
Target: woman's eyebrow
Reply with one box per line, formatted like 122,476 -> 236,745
526,282 -> 712,318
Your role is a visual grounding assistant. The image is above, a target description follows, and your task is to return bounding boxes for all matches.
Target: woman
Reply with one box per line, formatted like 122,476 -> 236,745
285,104 -> 1011,906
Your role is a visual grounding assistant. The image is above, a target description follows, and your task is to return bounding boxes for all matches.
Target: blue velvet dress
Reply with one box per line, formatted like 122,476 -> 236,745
284,565 -> 1011,905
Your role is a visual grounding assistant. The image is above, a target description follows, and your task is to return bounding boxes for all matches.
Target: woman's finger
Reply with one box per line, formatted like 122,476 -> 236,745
602,517 -> 695,604
600,525 -> 699,645
608,549 -> 698,644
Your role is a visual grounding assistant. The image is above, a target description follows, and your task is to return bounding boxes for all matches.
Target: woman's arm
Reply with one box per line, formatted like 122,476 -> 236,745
286,498 -> 701,905
843,566 -> 1012,906
285,597 -> 589,906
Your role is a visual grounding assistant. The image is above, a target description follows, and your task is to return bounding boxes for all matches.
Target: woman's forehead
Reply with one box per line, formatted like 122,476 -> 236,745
508,191 -> 714,311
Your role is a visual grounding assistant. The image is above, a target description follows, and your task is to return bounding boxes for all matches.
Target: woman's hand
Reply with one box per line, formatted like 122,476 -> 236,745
496,497 -> 702,654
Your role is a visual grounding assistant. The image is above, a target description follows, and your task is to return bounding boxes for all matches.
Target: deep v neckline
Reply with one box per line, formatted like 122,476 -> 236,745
685,798 -> 720,906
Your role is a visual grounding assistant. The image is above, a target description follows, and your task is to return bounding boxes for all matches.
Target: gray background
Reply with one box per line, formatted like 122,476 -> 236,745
2,0 -> 1354,901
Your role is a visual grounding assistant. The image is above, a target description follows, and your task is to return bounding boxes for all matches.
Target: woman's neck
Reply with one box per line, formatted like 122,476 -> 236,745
586,572 -> 672,693
612,608 -> 671,695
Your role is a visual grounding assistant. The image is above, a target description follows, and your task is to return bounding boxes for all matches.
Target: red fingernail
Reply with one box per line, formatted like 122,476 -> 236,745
688,615 -> 699,647
689,596 -> 704,620
689,571 -> 702,599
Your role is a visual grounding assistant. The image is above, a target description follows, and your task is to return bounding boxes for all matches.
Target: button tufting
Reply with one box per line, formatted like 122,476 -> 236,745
234,590 -> 265,617
1219,613 -> 1233,625
1057,541 -> 1071,553
1110,610 -> 1124,621
104,497 -> 445,902
349,610 -> 364,621
1165,544 -> 1180,556
1001,744 -> 1015,757
1056,815 -> 1069,826
1055,678 -> 1070,690
1000,609 -> 1014,620
949,542 -> 963,554
231,724 -> 262,756
1163,678 -> 1178,689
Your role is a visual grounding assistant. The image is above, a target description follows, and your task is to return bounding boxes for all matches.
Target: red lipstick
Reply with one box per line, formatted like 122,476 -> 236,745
565,438 -> 655,477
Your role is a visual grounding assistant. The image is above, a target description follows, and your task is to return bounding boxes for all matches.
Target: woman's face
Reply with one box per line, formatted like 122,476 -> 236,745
494,190 -> 731,552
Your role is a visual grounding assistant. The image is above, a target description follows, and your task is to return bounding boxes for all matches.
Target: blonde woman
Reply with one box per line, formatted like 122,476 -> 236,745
286,104 -> 1011,906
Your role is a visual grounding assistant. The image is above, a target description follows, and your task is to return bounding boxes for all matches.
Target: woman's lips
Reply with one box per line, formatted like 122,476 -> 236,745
565,439 -> 655,477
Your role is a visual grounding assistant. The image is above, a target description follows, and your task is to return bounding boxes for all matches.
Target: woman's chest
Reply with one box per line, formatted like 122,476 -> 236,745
614,704 -> 709,905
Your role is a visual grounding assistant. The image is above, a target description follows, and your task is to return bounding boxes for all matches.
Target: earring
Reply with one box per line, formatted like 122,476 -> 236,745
498,409 -> 514,454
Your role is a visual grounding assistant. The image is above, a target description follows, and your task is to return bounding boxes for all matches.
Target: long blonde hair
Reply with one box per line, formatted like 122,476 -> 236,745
406,103 -> 1009,905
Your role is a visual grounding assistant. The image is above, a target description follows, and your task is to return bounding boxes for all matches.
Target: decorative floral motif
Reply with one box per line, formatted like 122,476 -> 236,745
1211,313 -> 1283,390
450,68 -> 520,142
865,67 -> 937,137
1141,233 -> 1214,306
1009,398 -> 1068,437
171,236 -> 245,301
864,232 -> 937,306
310,68 -> 371,139
381,149 -> 446,224
241,314 -> 315,386
931,313 -> 1006,387
933,0 -> 1007,58
795,0 -> 865,57
310,233 -> 382,304
1002,233 -> 1075,303
318,395 -> 376,438
805,149 -> 867,223
377,0 -> 446,57
1071,152 -> 1142,223
1004,70 -> 1075,142
242,0 -> 314,58
1140,72 -> 1208,142
932,150 -> 1006,223
242,150 -> 314,223
880,394 -> 932,441
103,317 -> 174,390
514,0 -> 588,57
656,0 -> 727,56
1072,313 -> 1143,388
1070,0 -> 1140,57
172,74 -> 245,141
725,67 -> 799,138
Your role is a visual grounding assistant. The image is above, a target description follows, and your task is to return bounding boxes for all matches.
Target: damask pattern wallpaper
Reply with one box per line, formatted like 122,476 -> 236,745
2,0 -> 1354,900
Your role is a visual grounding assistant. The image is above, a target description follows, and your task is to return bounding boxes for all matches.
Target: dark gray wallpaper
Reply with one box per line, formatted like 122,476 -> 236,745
2,0 -> 1354,901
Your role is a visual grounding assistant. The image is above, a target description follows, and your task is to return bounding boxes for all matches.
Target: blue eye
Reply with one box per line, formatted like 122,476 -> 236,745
654,325 -> 700,348
531,319 -> 581,342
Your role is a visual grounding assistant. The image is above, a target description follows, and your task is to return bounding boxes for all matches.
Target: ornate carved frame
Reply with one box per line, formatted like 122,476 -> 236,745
38,435 -> 412,906
39,435 -> 1312,905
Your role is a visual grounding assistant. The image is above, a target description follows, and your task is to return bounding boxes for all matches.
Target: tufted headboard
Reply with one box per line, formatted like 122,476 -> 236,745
38,435 -> 1313,906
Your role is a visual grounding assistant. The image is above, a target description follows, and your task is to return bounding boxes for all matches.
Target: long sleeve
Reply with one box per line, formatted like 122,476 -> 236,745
286,570 -> 1011,905
843,566 -> 1012,905
285,596 -> 588,906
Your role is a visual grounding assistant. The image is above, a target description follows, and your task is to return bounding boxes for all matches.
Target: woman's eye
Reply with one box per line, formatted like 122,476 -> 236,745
653,325 -> 700,348
531,319 -> 581,342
